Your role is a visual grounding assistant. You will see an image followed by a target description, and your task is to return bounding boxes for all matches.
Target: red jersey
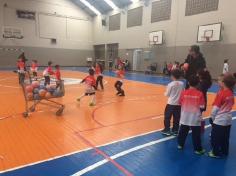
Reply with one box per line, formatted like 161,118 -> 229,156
84,75 -> 96,87
31,63 -> 38,69
95,65 -> 101,75
116,70 -> 125,79
211,89 -> 234,126
179,88 -> 205,126
55,69 -> 61,81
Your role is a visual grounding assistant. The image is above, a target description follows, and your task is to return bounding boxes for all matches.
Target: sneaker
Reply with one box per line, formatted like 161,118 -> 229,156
89,102 -> 95,106
118,94 -> 125,97
195,149 -> 206,155
207,151 -> 221,158
161,129 -> 172,136
177,145 -> 183,150
172,131 -> 178,136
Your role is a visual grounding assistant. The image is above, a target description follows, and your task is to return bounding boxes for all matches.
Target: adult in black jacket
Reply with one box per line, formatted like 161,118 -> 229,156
184,45 -> 206,88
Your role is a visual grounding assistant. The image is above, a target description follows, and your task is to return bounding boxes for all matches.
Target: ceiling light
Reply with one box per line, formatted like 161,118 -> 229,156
103,0 -> 118,10
80,0 -> 101,15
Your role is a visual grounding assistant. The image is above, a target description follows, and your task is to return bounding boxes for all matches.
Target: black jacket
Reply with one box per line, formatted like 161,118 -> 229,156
185,53 -> 206,78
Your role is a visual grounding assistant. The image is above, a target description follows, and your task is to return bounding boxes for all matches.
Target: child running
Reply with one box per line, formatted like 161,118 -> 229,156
223,59 -> 229,74
161,69 -> 184,136
114,65 -> 125,96
95,63 -> 104,90
17,58 -> 26,84
177,75 -> 205,155
55,65 -> 61,89
77,68 -> 96,106
30,60 -> 38,79
43,61 -> 54,86
208,73 -> 236,158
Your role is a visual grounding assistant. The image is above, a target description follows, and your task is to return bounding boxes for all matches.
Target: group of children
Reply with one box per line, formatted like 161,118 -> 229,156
17,57 -> 61,87
162,67 -> 236,158
77,62 -> 126,106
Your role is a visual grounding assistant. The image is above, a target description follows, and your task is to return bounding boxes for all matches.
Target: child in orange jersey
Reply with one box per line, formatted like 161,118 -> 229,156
77,68 -> 96,106
17,58 -> 26,84
30,60 -> 38,79
114,65 -> 125,96
55,65 -> 61,89
95,63 -> 104,90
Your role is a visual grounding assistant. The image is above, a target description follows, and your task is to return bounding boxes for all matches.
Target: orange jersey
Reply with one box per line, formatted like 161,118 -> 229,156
55,69 -> 61,81
31,63 -> 38,69
17,61 -> 25,70
95,65 -> 101,75
116,70 -> 125,79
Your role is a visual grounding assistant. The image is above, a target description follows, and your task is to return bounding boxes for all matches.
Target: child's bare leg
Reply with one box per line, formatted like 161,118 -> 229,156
89,94 -> 96,106
77,94 -> 85,102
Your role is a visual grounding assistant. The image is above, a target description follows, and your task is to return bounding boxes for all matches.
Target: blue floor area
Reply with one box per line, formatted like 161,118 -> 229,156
2,112 -> 236,176
61,66 -> 224,94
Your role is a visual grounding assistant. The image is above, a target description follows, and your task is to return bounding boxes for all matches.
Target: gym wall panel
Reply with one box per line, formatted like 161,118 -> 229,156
185,0 -> 219,16
151,0 -> 172,23
109,13 -> 121,31
38,14 -> 67,39
67,18 -> 92,42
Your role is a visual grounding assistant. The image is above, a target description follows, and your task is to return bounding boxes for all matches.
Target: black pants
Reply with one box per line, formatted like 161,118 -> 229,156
115,80 -> 125,96
18,73 -> 25,84
178,125 -> 202,151
96,75 -> 104,90
44,76 -> 50,86
211,124 -> 231,156
164,105 -> 181,132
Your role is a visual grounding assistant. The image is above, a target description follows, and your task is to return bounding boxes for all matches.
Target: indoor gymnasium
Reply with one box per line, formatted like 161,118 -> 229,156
0,0 -> 236,175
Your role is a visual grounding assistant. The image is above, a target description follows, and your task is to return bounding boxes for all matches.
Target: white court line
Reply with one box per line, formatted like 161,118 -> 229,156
0,128 -> 166,174
72,117 -> 236,176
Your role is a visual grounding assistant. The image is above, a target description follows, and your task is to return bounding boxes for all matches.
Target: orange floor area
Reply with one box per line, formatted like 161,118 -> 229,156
0,70 -> 231,171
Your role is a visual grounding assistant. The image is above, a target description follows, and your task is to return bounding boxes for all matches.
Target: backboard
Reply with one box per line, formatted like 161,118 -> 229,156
149,30 -> 164,45
197,22 -> 222,42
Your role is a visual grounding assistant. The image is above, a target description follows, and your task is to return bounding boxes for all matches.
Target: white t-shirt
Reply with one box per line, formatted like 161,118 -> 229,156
165,81 -> 184,105
223,63 -> 229,74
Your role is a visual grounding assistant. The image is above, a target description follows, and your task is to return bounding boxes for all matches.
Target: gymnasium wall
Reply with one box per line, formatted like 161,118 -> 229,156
0,0 -> 94,67
93,0 -> 236,78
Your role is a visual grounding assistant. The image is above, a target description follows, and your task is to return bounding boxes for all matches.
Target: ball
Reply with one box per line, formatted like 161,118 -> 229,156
53,90 -> 62,97
27,92 -> 33,101
32,81 -> 40,88
25,85 -> 33,93
33,88 -> 39,94
45,92 -> 52,99
183,63 -> 189,71
39,85 -> 46,90
39,89 -> 47,98
33,94 -> 40,100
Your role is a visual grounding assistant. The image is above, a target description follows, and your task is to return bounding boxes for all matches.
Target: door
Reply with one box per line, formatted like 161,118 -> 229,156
132,49 -> 142,71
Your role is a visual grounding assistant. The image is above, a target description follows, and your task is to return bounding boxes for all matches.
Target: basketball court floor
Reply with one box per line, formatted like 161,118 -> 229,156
0,68 -> 236,176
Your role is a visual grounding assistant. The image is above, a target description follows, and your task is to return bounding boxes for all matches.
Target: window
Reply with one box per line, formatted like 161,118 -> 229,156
127,6 -> 143,28
109,13 -> 121,31
151,0 -> 172,23
185,0 -> 219,16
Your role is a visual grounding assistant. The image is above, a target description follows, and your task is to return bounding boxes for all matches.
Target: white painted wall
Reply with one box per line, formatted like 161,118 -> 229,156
93,0 -> 236,49
0,0 -> 94,50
